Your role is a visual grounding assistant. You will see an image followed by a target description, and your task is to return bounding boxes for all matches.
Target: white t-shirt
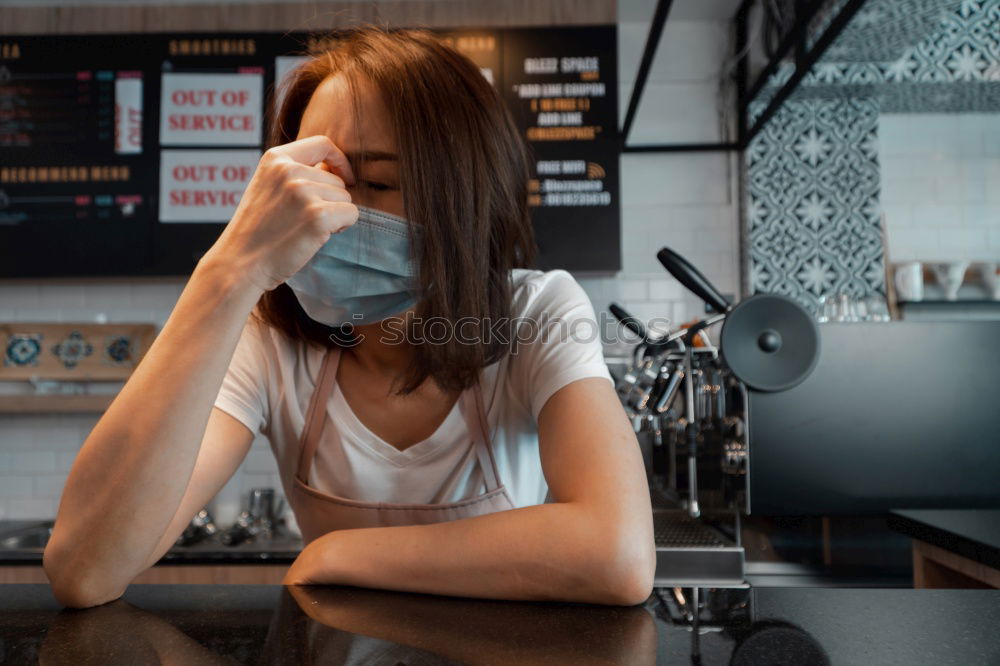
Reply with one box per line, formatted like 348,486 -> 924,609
213,268 -> 613,510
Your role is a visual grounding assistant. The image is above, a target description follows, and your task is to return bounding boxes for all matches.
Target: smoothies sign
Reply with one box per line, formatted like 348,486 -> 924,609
0,28 -> 618,277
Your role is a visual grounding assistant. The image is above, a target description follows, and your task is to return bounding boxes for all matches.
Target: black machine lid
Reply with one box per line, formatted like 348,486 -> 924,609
720,294 -> 820,392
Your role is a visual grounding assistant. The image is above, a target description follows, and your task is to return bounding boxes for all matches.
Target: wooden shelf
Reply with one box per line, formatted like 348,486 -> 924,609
899,300 -> 999,305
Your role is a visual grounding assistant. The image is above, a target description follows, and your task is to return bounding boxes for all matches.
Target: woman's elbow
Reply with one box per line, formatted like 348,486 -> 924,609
47,570 -> 126,609
43,541 -> 126,608
592,527 -> 656,606
603,554 -> 655,606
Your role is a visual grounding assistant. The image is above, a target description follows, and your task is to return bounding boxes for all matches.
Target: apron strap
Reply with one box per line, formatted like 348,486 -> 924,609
296,346 -> 340,482
297,346 -> 504,493
468,379 -> 504,493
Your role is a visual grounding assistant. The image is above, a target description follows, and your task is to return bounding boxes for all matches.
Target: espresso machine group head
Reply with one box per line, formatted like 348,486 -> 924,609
655,247 -> 820,394
611,247 -> 821,587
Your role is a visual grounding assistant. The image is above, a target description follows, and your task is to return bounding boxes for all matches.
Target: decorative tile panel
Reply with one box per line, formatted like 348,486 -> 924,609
797,0 -> 1000,113
747,98 -> 885,312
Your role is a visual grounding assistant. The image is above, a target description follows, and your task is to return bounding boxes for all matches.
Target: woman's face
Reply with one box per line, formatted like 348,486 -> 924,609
295,73 -> 404,217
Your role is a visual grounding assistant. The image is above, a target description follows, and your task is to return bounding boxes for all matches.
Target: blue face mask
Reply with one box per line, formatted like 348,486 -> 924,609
285,205 -> 420,327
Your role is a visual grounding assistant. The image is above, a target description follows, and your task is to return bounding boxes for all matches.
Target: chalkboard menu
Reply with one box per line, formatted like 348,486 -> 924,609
0,27 -> 619,277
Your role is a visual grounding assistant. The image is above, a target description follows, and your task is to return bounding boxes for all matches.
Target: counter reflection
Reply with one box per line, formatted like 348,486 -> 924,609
36,586 -> 657,665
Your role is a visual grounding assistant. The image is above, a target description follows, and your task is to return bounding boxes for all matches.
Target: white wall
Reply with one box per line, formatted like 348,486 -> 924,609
0,17 -> 741,521
580,17 -> 740,346
0,279 -> 280,523
880,113 -> 1000,262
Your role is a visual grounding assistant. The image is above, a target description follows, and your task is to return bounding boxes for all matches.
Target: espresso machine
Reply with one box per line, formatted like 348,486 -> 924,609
613,247 -> 820,587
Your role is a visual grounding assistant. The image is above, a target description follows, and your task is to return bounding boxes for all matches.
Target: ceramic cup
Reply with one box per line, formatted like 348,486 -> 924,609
929,261 -> 969,301
972,262 -> 1000,300
894,262 -> 923,302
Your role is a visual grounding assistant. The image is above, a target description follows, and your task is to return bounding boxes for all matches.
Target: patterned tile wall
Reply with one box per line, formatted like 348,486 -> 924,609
747,97 -> 885,312
800,0 -> 1000,113
747,0 -> 999,312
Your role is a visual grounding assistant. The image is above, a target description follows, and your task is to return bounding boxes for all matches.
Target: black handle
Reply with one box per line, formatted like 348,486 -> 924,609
609,302 -> 647,340
656,247 -> 730,314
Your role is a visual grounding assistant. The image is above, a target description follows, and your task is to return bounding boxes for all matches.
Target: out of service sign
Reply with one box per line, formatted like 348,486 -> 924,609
159,149 -> 260,222
160,72 -> 263,146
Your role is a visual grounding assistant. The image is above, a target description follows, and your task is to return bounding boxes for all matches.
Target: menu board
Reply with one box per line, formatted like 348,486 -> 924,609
0,27 -> 619,277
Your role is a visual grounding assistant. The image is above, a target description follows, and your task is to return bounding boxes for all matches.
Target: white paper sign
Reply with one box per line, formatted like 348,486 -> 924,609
114,74 -> 142,154
159,149 -> 260,222
160,73 -> 263,146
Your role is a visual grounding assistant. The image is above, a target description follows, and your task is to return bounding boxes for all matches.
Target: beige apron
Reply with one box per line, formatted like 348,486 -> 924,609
289,347 -> 516,545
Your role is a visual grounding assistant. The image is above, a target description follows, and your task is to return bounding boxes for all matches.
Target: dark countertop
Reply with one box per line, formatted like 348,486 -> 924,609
0,520 -> 303,565
889,509 -> 1000,570
2,584 -> 999,664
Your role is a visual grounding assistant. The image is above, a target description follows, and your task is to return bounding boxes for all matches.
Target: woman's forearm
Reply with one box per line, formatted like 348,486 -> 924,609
292,502 -> 654,606
44,256 -> 263,604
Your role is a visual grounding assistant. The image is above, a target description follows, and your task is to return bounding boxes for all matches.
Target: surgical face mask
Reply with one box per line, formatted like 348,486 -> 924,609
285,205 -> 420,328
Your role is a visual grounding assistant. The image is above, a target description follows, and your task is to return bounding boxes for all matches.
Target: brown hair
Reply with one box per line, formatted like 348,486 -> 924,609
253,26 -> 537,393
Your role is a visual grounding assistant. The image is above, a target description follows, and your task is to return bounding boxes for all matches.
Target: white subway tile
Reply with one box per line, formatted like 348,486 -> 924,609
879,155 -> 914,180
131,281 -> 184,307
881,204 -> 913,229
33,423 -> 83,451
878,116 -> 913,156
621,229 -> 662,273
879,177 -> 917,206
612,279 -> 648,302
7,497 -> 56,519
962,204 -> 992,227
956,165 -> 987,204
618,20 -> 726,86
665,205 -> 731,232
243,449 -> 279,474
9,451 -> 57,473
33,473 -> 67,498
648,228 -> 698,256
82,282 -> 133,308
911,205 -> 961,228
0,422 -> 35,448
38,283 -> 86,308
624,81 -> 722,145
0,475 -> 32,497
0,284 -> 42,307
648,278 -> 684,301
940,228 -> 989,252
56,451 -> 78,473
621,153 -> 729,206
988,227 -> 1000,252
986,160 -> 1000,204
10,306 -> 60,321
956,117 -> 986,156
55,308 -> 113,324
931,163 -> 967,204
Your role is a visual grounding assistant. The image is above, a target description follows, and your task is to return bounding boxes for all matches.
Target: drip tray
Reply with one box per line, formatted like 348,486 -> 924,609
653,510 -> 746,587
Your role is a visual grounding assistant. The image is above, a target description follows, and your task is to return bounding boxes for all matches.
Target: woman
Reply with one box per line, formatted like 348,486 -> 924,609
43,27 -> 654,608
